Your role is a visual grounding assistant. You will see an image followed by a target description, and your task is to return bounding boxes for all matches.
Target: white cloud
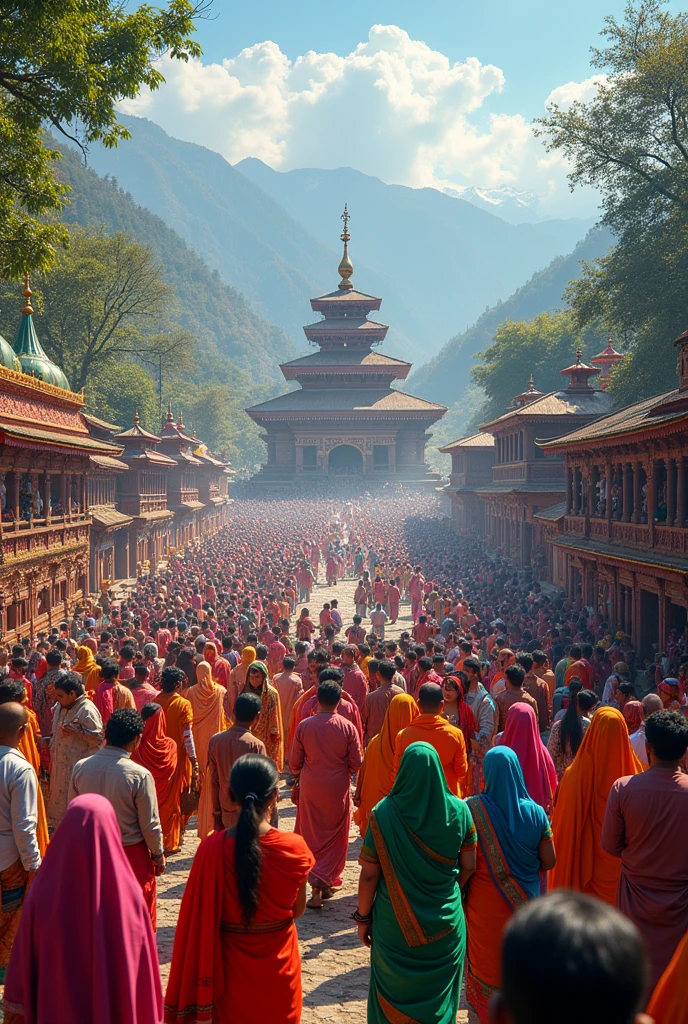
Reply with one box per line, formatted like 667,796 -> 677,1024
119,25 -> 603,217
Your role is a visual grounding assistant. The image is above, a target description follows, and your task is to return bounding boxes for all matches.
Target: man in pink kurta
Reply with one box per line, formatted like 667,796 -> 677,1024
272,658 -> 304,735
601,709 -> 688,987
298,687 -> 363,745
340,646 -> 368,715
290,676 -> 362,907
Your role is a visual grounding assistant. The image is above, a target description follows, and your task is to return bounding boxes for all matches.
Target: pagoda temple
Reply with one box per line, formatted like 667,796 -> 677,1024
246,208 -> 446,487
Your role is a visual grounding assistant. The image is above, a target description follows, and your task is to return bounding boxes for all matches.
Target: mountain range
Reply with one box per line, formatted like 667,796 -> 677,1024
441,185 -> 596,226
81,114 -> 598,366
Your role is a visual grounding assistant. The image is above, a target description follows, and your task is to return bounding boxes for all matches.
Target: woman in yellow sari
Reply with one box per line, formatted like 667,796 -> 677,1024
551,706 -> 642,904
354,693 -> 418,837
187,661 -> 227,838
72,646 -> 101,697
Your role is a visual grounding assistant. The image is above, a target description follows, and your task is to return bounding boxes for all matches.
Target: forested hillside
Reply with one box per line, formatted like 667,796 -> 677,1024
55,145 -> 295,387
409,226 -> 613,406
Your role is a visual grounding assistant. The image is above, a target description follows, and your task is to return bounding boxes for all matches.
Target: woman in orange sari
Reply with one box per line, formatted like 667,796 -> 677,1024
550,706 -> 642,904
465,747 -> 556,1022
188,661 -> 227,838
646,925 -> 688,1024
164,754 -> 314,1024
354,693 -> 418,837
0,680 -> 49,857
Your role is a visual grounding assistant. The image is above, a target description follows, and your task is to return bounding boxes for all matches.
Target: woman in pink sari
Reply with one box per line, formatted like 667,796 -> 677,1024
496,703 -> 558,816
2,794 -> 162,1024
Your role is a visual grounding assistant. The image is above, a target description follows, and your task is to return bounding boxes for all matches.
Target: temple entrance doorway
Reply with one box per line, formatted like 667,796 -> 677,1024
328,445 -> 363,475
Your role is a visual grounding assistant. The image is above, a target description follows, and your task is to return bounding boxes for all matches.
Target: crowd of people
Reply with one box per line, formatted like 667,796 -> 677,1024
0,490 -> 685,1023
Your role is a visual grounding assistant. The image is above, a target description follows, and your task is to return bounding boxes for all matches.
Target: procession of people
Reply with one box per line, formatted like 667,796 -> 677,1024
0,488 -> 685,1023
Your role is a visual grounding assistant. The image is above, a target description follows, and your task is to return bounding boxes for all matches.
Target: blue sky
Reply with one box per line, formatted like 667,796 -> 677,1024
121,0 -> 684,217
194,0 -> 670,120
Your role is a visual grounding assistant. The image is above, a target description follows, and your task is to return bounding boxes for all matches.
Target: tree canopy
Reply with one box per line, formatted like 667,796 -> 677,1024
472,312 -> 601,422
535,0 -> 688,406
0,0 -> 205,277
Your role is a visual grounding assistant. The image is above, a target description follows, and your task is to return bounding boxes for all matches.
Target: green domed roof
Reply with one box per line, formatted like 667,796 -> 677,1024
14,280 -> 71,391
0,332 -> 20,373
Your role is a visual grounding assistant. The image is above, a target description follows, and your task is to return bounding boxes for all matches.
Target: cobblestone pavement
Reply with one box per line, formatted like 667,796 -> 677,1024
156,571 -> 470,1022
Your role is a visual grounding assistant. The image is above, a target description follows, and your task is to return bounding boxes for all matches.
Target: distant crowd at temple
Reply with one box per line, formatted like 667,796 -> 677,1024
4,218 -> 688,668
0,279 -> 232,644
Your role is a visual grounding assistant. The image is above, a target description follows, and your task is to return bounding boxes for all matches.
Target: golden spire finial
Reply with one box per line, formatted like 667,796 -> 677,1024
177,409 -> 184,429
21,272 -> 34,315
528,373 -> 535,392
338,203 -> 354,291
576,346 -> 583,363
134,411 -> 140,427
166,400 -> 174,423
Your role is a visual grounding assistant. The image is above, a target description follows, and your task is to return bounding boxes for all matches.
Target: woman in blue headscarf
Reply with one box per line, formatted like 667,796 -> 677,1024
465,746 -> 556,1023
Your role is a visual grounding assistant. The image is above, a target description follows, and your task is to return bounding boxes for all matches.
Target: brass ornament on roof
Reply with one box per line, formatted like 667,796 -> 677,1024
21,272 -> 34,315
338,204 -> 354,291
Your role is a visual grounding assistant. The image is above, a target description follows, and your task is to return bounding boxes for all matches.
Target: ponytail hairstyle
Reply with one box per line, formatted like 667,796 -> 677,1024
229,753 -> 279,926
560,678 -> 584,757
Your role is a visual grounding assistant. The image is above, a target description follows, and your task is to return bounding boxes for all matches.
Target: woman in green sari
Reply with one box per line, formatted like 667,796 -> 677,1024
356,741 -> 477,1024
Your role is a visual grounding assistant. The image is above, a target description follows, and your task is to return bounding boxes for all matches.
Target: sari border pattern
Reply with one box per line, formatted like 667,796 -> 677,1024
467,797 -> 530,913
163,1001 -> 213,1023
377,991 -> 424,1024
370,813 -> 428,948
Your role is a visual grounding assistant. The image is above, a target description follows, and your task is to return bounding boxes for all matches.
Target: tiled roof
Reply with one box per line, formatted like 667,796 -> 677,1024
0,423 -> 123,455
552,534 -> 688,574
476,482 -> 565,495
481,389 -> 612,431
303,318 -> 387,333
123,449 -> 178,466
90,507 -> 134,528
89,455 -> 129,472
173,500 -> 206,511
313,288 -> 380,302
247,387 -> 446,415
439,431 -> 494,453
283,350 -> 408,368
533,501 -> 566,521
83,412 -> 121,433
541,388 -> 688,449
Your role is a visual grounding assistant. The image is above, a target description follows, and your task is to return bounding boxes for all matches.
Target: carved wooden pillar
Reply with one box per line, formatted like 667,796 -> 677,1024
648,459 -> 657,545
632,461 -> 643,524
565,465 -> 573,515
13,471 -> 20,528
605,459 -> 613,538
44,473 -> 52,524
667,457 -> 677,527
622,462 -> 633,522
676,456 -> 687,528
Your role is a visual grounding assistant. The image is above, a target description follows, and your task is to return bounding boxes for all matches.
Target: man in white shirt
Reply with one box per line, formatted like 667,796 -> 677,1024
369,603 -> 389,641
70,707 -> 165,927
0,701 -> 42,980
629,692 -> 664,767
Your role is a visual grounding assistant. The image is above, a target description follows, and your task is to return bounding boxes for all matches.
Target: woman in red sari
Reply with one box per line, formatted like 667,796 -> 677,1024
165,754 -> 314,1024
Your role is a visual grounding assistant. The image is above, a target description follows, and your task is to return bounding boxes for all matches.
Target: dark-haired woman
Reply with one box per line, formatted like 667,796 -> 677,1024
547,679 -> 591,780
164,754 -> 314,1024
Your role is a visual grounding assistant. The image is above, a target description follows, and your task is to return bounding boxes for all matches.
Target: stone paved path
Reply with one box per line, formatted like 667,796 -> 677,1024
156,570 -> 470,1022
